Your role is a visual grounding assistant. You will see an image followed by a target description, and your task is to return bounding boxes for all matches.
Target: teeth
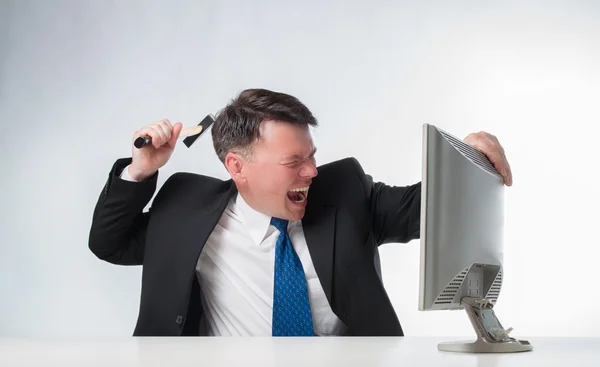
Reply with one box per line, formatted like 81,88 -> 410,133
289,187 -> 309,192
293,196 -> 306,203
288,186 -> 308,204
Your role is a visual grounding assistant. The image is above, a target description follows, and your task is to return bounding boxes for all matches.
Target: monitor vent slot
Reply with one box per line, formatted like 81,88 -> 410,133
434,267 -> 469,305
438,130 -> 500,177
485,269 -> 503,304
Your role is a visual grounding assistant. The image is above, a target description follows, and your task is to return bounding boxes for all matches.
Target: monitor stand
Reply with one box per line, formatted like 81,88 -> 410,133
438,297 -> 533,353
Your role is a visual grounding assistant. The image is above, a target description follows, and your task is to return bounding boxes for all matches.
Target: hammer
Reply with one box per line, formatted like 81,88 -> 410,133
133,114 -> 215,149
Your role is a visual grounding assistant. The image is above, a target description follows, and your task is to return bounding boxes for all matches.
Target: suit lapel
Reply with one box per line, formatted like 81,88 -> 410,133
180,180 -> 237,265
176,177 -> 337,304
302,204 -> 337,303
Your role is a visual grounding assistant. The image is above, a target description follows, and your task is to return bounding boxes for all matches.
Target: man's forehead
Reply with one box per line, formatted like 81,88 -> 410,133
253,120 -> 315,155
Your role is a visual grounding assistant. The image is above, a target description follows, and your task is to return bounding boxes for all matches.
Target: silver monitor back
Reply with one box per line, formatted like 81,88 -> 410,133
417,124 -> 532,353
418,123 -> 505,312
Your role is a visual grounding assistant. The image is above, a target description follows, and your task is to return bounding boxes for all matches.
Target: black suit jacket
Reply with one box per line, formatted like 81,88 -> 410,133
89,157 -> 421,336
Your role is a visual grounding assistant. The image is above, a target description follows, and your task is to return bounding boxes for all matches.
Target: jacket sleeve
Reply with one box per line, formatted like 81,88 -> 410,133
88,158 -> 158,265
352,158 -> 422,245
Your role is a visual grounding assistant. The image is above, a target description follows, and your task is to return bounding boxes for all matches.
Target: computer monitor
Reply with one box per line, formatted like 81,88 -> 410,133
418,123 -> 532,353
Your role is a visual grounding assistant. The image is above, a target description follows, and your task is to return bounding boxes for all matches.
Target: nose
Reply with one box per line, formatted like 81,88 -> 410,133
299,159 -> 318,179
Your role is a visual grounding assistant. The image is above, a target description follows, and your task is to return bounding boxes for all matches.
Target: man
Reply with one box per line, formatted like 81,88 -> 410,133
89,89 -> 512,336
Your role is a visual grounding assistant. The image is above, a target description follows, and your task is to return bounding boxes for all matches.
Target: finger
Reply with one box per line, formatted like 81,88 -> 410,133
489,154 -> 511,185
465,137 -> 511,184
488,134 -> 507,160
490,135 -> 513,186
504,161 -> 513,186
482,147 -> 508,174
140,125 -> 167,148
134,126 -> 162,145
478,145 -> 508,179
156,119 -> 172,141
151,125 -> 170,148
133,128 -> 156,148
464,136 -> 493,158
497,148 -> 512,186
481,135 -> 506,171
168,122 -> 183,148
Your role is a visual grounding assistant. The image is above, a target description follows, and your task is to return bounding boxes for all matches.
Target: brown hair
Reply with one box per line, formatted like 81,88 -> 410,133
212,88 -> 318,163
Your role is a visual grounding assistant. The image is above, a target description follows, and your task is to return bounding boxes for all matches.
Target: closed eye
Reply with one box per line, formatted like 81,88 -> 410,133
285,161 -> 302,168
281,147 -> 317,167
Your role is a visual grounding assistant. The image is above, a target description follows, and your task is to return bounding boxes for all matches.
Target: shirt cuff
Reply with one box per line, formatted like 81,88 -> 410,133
120,165 -> 138,182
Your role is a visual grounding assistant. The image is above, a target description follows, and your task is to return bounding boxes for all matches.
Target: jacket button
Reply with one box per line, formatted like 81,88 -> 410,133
176,316 -> 184,325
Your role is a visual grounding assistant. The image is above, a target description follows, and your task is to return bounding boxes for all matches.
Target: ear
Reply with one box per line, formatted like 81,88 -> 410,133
224,152 -> 246,183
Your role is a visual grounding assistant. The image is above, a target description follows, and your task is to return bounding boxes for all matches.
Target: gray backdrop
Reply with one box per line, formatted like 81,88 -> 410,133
2,0 -> 599,337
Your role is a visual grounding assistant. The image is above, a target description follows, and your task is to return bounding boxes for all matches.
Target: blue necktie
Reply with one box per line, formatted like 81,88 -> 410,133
271,217 -> 315,336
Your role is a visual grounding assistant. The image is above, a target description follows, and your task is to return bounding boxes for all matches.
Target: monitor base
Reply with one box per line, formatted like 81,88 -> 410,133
438,297 -> 533,353
438,338 -> 533,353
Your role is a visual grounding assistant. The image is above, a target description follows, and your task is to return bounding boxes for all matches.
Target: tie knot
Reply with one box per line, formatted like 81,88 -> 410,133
270,217 -> 289,232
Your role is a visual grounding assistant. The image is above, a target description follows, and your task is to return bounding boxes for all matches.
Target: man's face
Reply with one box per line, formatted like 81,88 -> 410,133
234,120 -> 318,221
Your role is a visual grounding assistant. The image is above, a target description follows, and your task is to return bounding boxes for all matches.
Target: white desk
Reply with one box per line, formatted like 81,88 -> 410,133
1,337 -> 598,366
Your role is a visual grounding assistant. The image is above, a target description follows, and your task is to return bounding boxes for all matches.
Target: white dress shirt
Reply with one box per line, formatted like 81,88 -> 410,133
120,166 -> 346,336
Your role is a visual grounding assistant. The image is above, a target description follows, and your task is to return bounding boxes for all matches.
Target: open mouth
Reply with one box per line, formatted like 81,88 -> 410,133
287,186 -> 309,204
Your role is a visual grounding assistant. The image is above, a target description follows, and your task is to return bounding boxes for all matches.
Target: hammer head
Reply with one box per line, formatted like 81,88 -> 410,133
183,114 -> 215,148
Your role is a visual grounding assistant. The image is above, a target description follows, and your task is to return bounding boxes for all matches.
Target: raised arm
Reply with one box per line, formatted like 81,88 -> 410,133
88,159 -> 157,265
88,119 -> 182,265
352,158 -> 422,245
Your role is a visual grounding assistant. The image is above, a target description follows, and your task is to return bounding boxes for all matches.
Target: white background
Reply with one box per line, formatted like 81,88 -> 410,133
1,0 -> 599,338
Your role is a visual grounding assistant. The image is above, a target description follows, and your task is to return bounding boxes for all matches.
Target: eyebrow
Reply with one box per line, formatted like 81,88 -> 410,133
281,147 -> 317,162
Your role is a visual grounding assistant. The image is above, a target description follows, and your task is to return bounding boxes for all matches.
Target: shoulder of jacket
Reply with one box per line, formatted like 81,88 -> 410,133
317,156 -> 362,174
156,171 -> 233,201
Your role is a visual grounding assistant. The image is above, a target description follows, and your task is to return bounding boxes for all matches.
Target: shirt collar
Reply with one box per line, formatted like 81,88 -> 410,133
234,192 -> 273,246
